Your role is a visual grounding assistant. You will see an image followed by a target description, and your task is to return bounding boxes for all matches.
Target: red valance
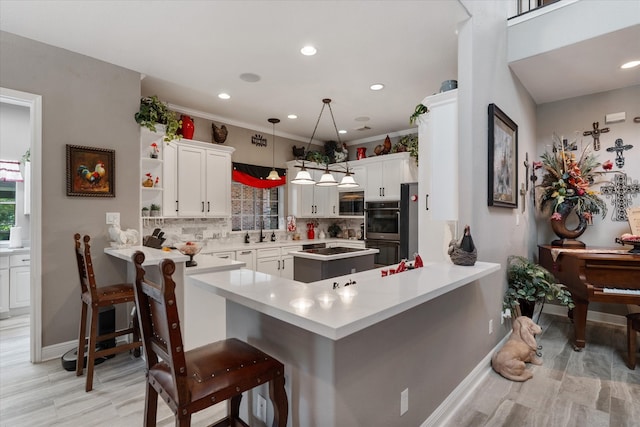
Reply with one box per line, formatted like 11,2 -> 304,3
232,163 -> 287,189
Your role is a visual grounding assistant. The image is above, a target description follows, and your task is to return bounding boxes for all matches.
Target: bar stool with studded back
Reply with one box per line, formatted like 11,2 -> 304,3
74,233 -> 142,392
627,313 -> 640,369
132,251 -> 288,427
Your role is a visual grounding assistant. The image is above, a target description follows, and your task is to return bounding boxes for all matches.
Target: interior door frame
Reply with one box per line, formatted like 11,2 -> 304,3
1,87 -> 43,363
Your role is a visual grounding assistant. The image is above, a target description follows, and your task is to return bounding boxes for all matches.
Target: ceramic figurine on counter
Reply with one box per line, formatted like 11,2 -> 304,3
244,232 -> 250,244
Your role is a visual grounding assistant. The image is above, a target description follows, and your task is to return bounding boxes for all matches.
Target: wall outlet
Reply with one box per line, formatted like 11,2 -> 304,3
202,229 -> 214,239
106,212 -> 120,225
489,319 -> 494,335
256,394 -> 267,423
400,388 -> 408,416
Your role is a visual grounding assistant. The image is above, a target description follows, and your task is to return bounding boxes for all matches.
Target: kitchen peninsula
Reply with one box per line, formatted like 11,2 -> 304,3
187,260 -> 500,426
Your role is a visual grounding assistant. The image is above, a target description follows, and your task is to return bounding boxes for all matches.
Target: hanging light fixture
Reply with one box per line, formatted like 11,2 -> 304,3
292,98 -> 358,187
266,118 -> 281,180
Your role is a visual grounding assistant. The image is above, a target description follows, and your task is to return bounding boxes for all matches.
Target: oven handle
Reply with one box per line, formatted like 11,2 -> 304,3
365,208 -> 400,212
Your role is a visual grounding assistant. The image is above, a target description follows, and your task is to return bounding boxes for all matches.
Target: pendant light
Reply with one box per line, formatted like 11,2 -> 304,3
291,98 -> 358,187
266,118 -> 281,180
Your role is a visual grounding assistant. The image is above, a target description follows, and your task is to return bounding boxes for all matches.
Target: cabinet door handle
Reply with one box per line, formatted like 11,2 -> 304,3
207,201 -> 210,212
277,260 -> 281,270
425,194 -> 429,211
282,259 -> 285,270
175,200 -> 179,212
201,201 -> 205,212
240,251 -> 251,255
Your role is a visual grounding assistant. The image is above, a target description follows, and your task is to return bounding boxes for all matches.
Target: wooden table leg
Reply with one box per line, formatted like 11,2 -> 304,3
572,300 -> 588,351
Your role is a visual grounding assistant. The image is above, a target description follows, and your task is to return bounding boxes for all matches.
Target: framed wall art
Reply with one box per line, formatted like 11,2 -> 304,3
66,144 -> 115,197
488,103 -> 518,208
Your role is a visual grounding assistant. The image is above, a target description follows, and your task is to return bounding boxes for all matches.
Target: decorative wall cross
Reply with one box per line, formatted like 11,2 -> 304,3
606,138 -> 633,168
583,121 -> 609,151
601,173 -> 640,221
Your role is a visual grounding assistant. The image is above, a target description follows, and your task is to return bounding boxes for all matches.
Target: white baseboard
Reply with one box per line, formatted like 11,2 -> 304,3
420,307 -> 627,426
41,339 -> 77,362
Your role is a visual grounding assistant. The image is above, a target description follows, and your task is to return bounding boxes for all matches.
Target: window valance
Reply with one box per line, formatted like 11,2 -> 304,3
0,160 -> 23,182
232,162 -> 286,188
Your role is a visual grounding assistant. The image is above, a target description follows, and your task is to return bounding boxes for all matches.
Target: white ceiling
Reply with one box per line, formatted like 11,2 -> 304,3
1,1 -> 638,145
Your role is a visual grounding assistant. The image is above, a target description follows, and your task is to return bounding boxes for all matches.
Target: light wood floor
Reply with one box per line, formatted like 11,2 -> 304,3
1,313 -> 638,426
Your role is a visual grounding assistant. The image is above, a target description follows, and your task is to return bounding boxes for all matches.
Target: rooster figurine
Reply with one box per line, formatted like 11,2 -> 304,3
77,161 -> 106,187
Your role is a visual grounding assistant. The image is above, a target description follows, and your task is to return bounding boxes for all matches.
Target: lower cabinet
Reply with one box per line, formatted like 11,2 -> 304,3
256,245 -> 302,279
0,253 -> 30,317
235,249 -> 255,270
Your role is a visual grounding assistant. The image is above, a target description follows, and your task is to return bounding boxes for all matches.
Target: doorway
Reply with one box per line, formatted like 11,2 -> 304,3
0,87 -> 43,363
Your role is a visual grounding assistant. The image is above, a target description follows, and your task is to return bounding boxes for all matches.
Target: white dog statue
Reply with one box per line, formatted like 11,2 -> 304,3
491,316 -> 543,381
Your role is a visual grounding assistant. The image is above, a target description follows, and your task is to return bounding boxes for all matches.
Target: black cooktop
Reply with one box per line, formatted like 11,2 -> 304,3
302,247 -> 365,255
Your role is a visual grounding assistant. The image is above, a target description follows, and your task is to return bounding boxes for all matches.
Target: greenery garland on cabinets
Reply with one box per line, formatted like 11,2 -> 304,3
134,95 -> 182,142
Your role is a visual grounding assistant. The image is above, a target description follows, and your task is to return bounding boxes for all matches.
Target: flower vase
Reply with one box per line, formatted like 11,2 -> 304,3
550,202 -> 587,248
180,115 -> 195,139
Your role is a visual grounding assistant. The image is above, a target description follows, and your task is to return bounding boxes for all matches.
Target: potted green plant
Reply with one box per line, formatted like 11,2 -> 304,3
141,206 -> 150,217
149,204 -> 161,217
503,255 -> 574,318
134,95 -> 182,142
409,104 -> 429,126
394,134 -> 419,165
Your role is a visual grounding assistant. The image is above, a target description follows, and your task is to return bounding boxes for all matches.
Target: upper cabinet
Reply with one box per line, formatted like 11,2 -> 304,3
140,128 -> 235,219
417,89 -> 458,261
287,162 -> 337,218
363,153 -> 415,201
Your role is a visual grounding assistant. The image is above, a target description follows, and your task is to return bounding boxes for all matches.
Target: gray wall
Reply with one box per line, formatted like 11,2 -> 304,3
0,31 -> 141,347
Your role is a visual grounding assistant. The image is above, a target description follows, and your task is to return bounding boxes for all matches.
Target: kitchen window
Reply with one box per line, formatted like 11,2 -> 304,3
231,182 -> 282,231
0,182 -> 16,241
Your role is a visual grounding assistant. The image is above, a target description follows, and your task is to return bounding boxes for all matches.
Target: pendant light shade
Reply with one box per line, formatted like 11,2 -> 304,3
338,170 -> 358,188
291,166 -> 315,184
316,166 -> 338,186
292,98 -> 357,188
266,118 -> 281,180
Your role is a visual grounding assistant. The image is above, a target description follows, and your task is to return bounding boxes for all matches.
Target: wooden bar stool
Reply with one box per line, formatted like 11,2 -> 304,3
132,251 -> 288,427
74,234 -> 142,392
627,313 -> 640,370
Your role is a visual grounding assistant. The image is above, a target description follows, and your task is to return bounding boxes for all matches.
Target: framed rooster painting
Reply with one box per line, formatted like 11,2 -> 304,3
66,145 -> 115,197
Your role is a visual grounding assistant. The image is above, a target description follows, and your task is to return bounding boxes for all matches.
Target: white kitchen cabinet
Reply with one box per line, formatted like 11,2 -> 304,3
417,89 -> 458,262
209,251 -> 236,260
0,257 -> 9,318
2,253 -> 30,311
364,155 -> 412,201
176,143 -> 233,217
287,162 -> 338,218
141,129 -> 234,219
235,249 -> 255,270
256,245 -> 302,278
9,266 -> 30,308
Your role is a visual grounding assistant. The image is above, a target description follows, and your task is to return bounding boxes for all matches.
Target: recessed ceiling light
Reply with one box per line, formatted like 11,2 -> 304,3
300,45 -> 317,56
355,116 -> 370,122
621,60 -> 640,69
370,83 -> 384,91
239,73 -> 261,82
339,130 -> 347,134
288,114 -> 298,119
218,93 -> 231,100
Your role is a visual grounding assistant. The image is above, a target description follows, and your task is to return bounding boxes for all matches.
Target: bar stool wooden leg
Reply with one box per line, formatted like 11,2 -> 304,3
85,305 -> 100,391
269,375 -> 288,427
76,302 -> 88,377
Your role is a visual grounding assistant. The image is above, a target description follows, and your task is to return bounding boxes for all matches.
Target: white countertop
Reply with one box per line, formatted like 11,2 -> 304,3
105,246 -> 189,265
0,246 -> 30,255
187,260 -> 500,340
201,238 -> 364,254
104,246 -> 246,274
184,254 -> 246,274
289,247 -> 378,261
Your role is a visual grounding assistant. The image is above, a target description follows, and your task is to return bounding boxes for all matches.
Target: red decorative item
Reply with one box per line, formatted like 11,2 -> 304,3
180,115 -> 195,139
414,254 -> 423,268
307,228 -> 315,240
395,260 -> 406,273
357,147 -> 367,160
